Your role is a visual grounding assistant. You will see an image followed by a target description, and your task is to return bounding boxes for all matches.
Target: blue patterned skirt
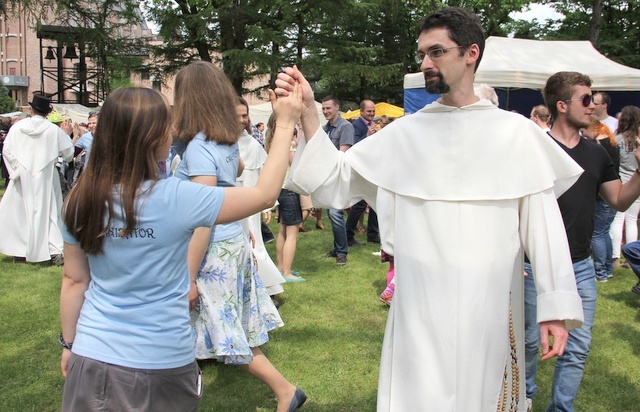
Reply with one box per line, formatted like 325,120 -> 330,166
190,233 -> 283,364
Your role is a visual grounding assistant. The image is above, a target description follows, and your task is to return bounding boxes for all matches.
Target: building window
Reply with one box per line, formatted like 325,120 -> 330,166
141,70 -> 150,80
152,80 -> 161,92
9,68 -> 16,75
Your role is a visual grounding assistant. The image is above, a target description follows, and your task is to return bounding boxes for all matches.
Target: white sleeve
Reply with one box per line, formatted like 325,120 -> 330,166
285,128 -> 373,210
519,188 -> 584,330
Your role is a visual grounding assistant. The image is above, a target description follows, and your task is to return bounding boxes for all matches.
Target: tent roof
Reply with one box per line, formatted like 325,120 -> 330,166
404,36 -> 640,91
341,102 -> 404,120
249,100 -> 325,129
52,103 -> 94,125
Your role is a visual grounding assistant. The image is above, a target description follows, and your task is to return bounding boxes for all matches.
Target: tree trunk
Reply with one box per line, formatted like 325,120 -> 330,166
590,0 -> 603,46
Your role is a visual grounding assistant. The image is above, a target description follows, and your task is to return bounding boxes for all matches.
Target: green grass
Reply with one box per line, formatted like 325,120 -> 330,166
0,214 -> 639,411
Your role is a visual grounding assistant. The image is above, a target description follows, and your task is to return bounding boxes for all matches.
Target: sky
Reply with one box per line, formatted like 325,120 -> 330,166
511,3 -> 565,22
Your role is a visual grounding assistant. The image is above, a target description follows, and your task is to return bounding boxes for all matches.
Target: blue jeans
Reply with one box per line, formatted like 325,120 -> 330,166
328,208 -> 348,255
524,257 -> 596,412
591,198 -> 616,280
622,241 -> 640,281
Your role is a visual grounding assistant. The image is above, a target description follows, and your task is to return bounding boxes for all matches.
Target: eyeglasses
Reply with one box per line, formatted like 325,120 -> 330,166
415,46 -> 465,64
563,94 -> 594,108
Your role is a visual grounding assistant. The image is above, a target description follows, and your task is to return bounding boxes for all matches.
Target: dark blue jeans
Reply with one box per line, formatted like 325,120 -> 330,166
621,240 -> 640,281
328,208 -> 348,255
591,198 -> 615,281
525,258 -> 596,411
345,199 -> 379,242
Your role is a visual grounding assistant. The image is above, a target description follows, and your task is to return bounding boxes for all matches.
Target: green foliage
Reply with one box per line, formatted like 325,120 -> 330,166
538,1 -> 640,68
0,81 -> 16,113
142,0 -> 535,106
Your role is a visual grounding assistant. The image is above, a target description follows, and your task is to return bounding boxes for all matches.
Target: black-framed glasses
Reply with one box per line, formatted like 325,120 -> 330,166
563,94 -> 594,108
414,46 -> 465,64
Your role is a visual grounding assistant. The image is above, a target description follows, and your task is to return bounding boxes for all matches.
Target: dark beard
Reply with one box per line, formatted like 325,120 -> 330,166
424,71 -> 450,94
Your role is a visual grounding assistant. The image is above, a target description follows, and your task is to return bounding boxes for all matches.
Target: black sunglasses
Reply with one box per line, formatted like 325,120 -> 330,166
563,94 -> 594,108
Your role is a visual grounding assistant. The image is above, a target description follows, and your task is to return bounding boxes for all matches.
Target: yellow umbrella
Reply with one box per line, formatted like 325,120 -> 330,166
341,102 -> 404,120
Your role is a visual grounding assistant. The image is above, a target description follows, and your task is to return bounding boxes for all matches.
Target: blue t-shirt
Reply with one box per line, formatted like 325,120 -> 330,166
63,177 -> 224,369
75,132 -> 94,162
174,132 -> 243,241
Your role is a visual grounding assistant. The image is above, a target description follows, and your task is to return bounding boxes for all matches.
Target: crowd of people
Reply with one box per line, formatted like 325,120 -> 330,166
0,5 -> 639,412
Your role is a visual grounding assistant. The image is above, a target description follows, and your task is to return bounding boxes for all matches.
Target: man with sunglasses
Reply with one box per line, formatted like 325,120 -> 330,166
276,8 -> 584,411
524,72 -> 640,412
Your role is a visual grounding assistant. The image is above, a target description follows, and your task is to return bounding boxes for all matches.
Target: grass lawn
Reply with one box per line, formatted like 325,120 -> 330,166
0,210 -> 639,411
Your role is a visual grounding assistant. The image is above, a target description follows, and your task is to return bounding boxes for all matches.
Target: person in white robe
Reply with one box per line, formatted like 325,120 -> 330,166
0,95 -> 73,263
275,7 -> 584,412
237,129 -> 286,295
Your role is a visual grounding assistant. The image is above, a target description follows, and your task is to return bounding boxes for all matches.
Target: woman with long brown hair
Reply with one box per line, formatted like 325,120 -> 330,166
59,85 -> 304,411
610,106 -> 640,268
173,61 -> 306,412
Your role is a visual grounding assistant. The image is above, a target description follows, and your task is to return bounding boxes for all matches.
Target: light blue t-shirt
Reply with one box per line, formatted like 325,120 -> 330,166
174,132 -> 243,242
63,177 -> 224,369
75,132 -> 93,162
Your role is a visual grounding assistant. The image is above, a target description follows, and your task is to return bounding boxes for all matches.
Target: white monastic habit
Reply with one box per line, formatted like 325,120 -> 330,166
0,116 -> 73,262
286,100 -> 585,412
237,131 -> 285,295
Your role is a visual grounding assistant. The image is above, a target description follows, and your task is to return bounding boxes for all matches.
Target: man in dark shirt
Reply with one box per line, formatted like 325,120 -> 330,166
524,72 -> 640,412
346,100 -> 380,246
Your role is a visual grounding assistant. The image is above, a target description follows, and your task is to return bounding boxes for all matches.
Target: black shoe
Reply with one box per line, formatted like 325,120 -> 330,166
336,253 -> 347,266
51,254 -> 64,266
632,282 -> 640,296
348,239 -> 364,247
261,221 -> 275,243
288,387 -> 307,411
367,237 -> 381,244
324,250 -> 337,258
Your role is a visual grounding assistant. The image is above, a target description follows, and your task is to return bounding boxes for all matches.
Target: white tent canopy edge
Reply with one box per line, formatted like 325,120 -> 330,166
404,36 -> 640,91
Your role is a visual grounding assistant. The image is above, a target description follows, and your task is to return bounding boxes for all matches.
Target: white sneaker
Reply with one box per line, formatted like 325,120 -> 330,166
372,250 -> 381,256
526,398 -> 533,412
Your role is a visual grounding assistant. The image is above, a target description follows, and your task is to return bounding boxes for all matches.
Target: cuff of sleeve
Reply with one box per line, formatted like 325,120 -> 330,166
537,291 -> 584,330
285,129 -> 339,195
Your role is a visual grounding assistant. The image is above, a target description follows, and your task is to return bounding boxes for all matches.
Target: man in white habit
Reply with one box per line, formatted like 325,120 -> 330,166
275,7 -> 585,412
0,94 -> 73,264
235,97 -> 286,296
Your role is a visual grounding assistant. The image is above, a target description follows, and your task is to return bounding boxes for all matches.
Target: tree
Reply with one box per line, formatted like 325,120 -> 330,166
0,81 -> 16,113
542,1 -> 640,68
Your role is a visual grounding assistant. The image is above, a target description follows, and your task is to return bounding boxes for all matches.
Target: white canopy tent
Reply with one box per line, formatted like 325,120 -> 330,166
51,103 -> 95,125
404,36 -> 640,113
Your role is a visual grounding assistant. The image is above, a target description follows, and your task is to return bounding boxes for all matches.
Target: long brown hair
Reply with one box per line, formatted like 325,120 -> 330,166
64,87 -> 172,254
264,113 -> 277,153
173,61 -> 241,145
618,105 -> 640,152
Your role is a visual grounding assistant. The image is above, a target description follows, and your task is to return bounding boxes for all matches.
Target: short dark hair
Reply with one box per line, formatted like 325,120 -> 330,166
237,96 -> 249,112
322,95 -> 340,106
543,71 -> 592,119
594,92 -> 611,107
417,7 -> 485,72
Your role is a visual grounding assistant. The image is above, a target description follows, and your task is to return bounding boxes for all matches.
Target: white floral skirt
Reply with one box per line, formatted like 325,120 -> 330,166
190,233 -> 283,364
